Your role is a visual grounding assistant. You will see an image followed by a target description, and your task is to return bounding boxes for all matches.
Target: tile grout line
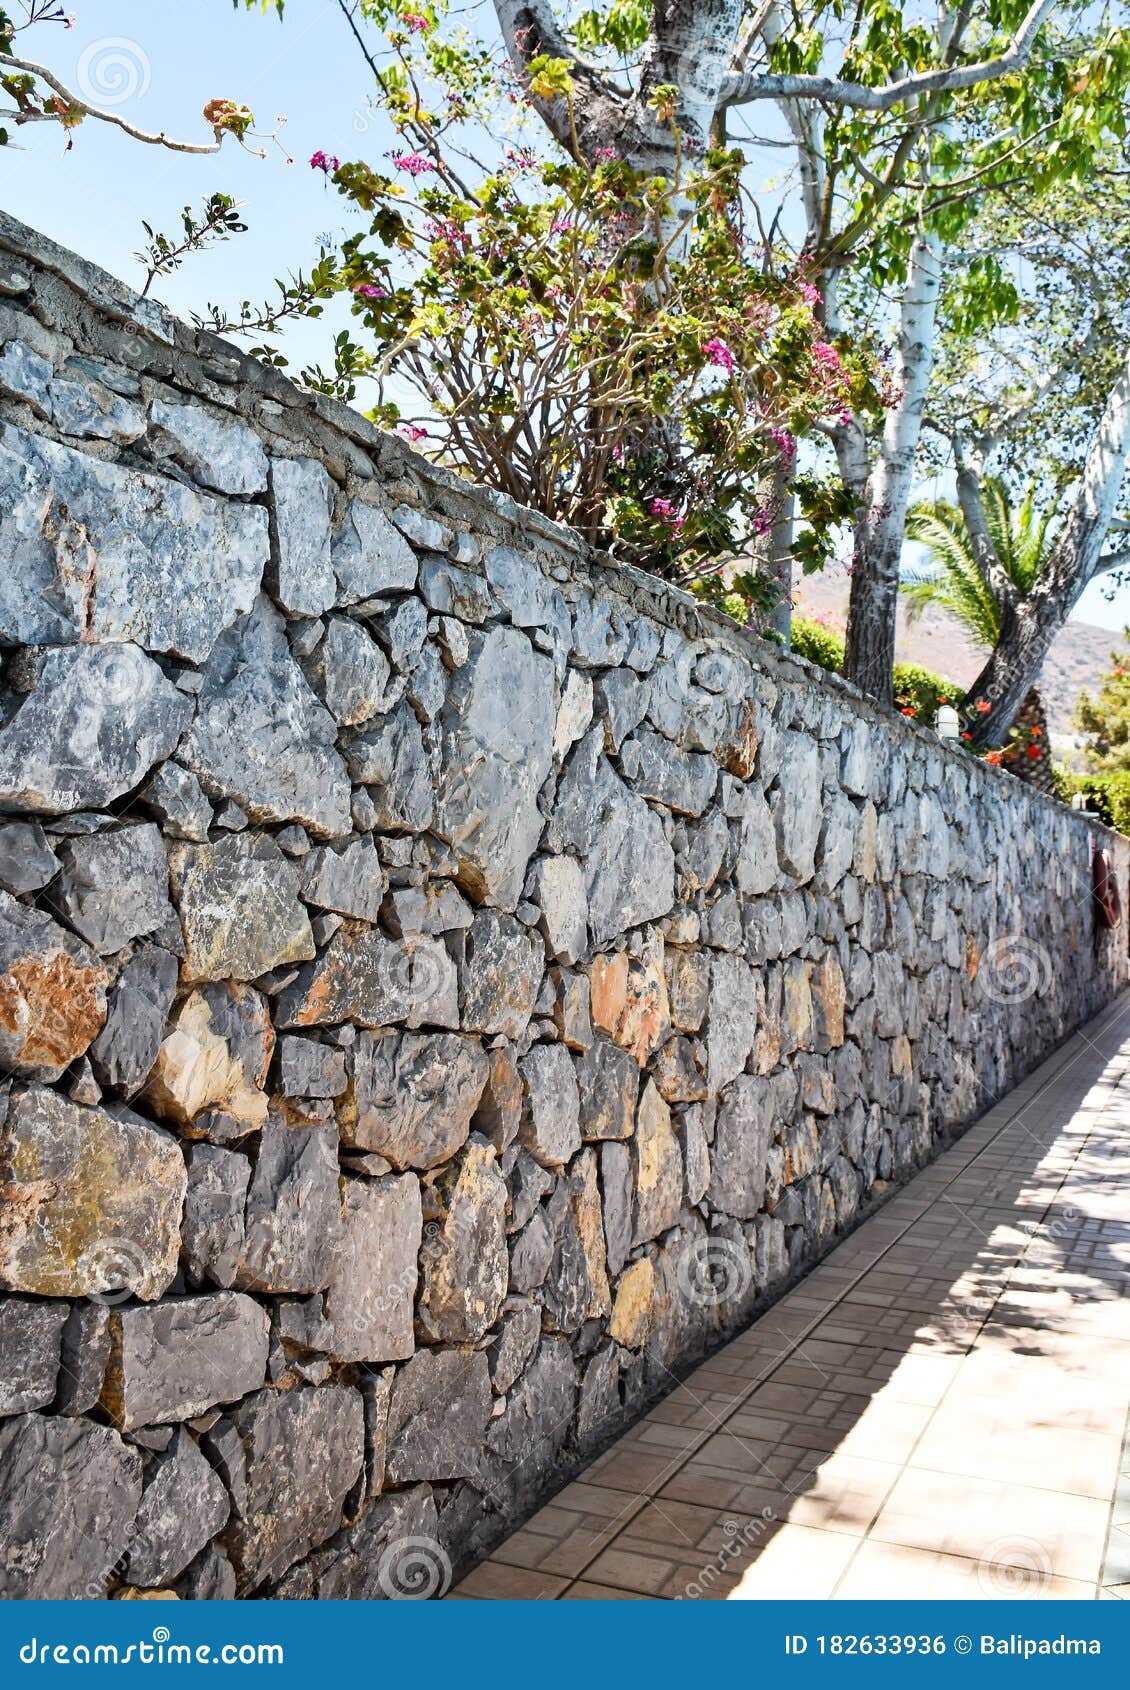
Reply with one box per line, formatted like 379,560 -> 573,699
554,997 -> 1130,1598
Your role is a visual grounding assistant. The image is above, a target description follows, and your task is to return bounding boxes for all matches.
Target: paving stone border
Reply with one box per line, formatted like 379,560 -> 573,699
0,210 -> 1126,1599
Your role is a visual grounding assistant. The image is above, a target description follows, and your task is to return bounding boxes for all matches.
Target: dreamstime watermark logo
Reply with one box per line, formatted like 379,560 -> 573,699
77,1235 -> 150,1305
75,37 -> 151,108
17,1625 -> 284,1666
977,934 -> 1053,1006
377,934 -> 453,1019
665,35 -> 736,132
377,1535 -> 452,1600
681,1510 -> 776,1599
676,1235 -> 752,1308
977,1536 -> 1053,1596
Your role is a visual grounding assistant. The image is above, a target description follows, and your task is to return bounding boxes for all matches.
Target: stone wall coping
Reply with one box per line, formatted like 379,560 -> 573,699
0,206 -> 1118,846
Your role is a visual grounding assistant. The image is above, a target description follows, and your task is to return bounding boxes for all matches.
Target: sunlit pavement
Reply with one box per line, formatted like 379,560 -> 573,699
453,994 -> 1130,1600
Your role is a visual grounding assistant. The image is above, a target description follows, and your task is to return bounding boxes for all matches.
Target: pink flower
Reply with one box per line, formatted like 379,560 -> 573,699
398,423 -> 428,443
650,497 -> 684,531
812,340 -> 844,375
309,151 -> 339,174
353,282 -> 387,300
425,217 -> 470,249
703,336 -> 735,373
551,217 -> 575,235
797,279 -> 822,308
392,151 -> 435,176
594,147 -> 617,162
402,11 -> 430,31
769,424 -> 796,462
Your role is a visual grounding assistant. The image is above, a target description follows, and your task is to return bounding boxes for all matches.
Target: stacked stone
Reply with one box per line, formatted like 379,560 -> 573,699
0,212 -> 1123,1601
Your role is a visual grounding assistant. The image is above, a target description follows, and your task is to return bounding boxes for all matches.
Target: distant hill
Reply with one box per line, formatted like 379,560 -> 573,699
794,566 -> 1127,757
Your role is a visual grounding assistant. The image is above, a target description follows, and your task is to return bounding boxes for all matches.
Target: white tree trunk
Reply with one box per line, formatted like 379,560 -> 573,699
843,230 -> 944,700
970,341 -> 1130,744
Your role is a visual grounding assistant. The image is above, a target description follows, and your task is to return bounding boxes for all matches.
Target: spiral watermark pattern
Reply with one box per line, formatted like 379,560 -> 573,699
977,1536 -> 1053,1596
75,37 -> 151,108
376,934 -> 454,1020
77,1236 -> 150,1304
676,1235 -> 752,1307
377,1535 -> 452,1600
977,935 -> 1053,1006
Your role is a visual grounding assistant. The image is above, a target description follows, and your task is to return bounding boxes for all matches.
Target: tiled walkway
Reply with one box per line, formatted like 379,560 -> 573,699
455,995 -> 1130,1600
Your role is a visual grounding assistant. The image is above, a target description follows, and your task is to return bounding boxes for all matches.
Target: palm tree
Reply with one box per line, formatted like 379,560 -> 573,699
902,479 -> 1061,792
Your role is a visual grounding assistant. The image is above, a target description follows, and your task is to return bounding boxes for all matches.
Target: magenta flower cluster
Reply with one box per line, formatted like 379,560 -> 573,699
769,424 -> 796,462
650,497 -> 684,532
309,151 -> 339,174
392,151 -> 436,176
703,337 -> 735,373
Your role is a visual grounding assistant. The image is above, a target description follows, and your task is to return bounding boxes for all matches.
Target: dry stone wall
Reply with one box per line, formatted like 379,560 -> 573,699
0,211 -> 1125,1600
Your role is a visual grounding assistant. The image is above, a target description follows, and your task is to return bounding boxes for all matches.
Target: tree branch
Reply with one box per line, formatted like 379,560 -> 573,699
489,0 -> 626,158
719,0 -> 1057,110
0,52 -> 225,153
953,446 -> 1017,615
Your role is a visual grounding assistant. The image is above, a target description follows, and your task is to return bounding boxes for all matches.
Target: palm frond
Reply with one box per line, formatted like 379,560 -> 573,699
904,502 -> 1003,644
903,475 -> 1064,645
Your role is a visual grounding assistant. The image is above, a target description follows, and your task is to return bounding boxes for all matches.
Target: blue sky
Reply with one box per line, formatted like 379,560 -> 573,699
0,1 -> 378,368
2,0 -> 1127,633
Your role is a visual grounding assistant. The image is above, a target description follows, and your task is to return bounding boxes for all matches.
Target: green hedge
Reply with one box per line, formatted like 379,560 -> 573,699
1055,770 -> 1130,832
791,616 -> 962,727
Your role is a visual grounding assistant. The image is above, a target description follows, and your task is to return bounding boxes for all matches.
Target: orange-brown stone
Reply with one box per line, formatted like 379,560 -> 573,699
0,951 -> 106,1078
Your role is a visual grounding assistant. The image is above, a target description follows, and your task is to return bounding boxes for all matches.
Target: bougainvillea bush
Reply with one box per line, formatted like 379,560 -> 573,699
209,19 -> 887,599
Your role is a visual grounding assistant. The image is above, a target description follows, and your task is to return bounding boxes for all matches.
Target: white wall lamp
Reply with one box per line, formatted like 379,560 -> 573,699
936,703 -> 960,743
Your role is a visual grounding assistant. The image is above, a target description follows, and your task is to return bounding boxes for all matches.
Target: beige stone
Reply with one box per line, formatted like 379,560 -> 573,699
0,1087 -> 185,1301
609,1257 -> 656,1349
574,1148 -> 612,1321
716,700 -> 759,781
143,990 -> 270,1129
631,1080 -> 683,1246
812,952 -> 846,1049
664,946 -> 709,1034
965,933 -> 979,980
417,1140 -> 508,1343
551,967 -> 593,1050
782,959 -> 814,1052
752,969 -> 782,1075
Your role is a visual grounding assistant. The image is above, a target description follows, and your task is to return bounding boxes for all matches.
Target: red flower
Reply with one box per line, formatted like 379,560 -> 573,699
1027,743 -> 1041,760
900,707 -> 915,717
961,732 -> 972,742
975,699 -> 992,714
985,750 -> 1004,766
